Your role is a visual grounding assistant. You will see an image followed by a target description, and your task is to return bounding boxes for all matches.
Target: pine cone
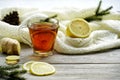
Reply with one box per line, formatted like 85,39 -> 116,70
2,11 -> 20,25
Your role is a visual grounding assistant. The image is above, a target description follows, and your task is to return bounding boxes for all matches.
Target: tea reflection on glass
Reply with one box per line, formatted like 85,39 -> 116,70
28,20 -> 59,57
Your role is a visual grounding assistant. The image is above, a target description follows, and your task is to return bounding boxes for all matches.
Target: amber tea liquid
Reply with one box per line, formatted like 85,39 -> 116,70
28,22 -> 58,57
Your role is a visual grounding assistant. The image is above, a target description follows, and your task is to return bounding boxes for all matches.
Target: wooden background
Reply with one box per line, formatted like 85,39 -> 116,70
21,45 -> 120,80
1,44 -> 120,80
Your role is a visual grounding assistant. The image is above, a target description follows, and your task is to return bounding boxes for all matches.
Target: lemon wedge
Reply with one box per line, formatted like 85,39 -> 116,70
66,18 -> 91,38
23,61 -> 35,71
30,62 -> 55,76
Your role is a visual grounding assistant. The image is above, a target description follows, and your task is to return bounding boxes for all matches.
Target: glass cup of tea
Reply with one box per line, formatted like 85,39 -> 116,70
19,14 -> 59,57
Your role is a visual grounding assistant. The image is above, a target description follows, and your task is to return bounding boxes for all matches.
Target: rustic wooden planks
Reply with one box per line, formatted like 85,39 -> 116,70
23,64 -> 120,80
0,44 -> 120,80
20,44 -> 120,64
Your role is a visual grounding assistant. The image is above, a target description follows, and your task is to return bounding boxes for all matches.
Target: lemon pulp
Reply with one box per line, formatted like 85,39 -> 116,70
30,62 -> 55,76
6,55 -> 20,61
66,19 -> 90,38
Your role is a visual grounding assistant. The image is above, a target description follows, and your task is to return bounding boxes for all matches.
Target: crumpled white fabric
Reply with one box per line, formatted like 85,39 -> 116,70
0,7 -> 120,54
55,20 -> 120,54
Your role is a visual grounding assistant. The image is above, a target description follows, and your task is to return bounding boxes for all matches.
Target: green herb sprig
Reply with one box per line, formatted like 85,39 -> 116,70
85,0 -> 113,22
41,14 -> 57,22
0,65 -> 27,80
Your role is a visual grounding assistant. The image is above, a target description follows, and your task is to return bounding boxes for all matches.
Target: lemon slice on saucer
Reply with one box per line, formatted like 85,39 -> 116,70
66,18 -> 91,38
23,61 -> 35,71
30,62 -> 55,76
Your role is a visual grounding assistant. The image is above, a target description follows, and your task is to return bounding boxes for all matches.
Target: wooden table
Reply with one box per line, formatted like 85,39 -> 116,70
1,44 -> 120,80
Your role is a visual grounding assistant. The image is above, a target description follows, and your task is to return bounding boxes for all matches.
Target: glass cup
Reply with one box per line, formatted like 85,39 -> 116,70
28,20 -> 59,57
19,15 -> 59,57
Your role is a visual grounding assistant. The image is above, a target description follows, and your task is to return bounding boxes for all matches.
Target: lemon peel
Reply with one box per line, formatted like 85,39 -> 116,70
22,61 -> 35,71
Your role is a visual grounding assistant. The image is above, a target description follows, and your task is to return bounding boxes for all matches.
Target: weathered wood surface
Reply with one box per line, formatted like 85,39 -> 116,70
0,44 -> 120,80
19,45 -> 120,64
23,64 -> 120,80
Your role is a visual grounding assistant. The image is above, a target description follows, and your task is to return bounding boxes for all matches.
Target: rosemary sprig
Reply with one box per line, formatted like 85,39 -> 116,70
96,0 -> 102,15
41,14 -> 57,22
0,65 -> 27,80
44,14 -> 57,22
7,76 -> 26,80
85,0 -> 113,22
98,6 -> 113,15
0,65 -> 20,70
9,70 -> 27,77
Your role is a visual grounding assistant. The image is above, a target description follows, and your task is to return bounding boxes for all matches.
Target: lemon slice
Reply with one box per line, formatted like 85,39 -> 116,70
23,61 -> 35,71
30,62 -> 55,76
6,60 -> 18,65
6,55 -> 20,61
66,18 -> 90,38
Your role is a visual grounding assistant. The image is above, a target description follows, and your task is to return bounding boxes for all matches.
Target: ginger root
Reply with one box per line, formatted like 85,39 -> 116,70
0,37 -> 21,55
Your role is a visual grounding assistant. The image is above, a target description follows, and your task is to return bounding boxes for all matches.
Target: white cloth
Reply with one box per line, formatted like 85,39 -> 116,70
0,7 -> 120,54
